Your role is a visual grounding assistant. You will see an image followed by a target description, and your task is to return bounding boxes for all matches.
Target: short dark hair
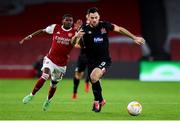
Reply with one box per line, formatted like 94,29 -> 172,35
62,14 -> 73,20
87,7 -> 99,14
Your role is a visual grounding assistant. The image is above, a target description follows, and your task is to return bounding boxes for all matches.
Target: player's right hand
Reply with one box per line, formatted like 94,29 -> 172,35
19,39 -> 24,44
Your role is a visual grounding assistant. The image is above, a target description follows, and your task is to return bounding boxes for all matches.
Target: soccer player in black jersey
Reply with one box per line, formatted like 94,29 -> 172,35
72,48 -> 90,99
73,7 -> 145,112
72,16 -> 91,99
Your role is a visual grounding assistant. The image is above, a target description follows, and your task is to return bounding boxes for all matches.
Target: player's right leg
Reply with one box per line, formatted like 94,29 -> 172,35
84,76 -> 90,93
72,54 -> 87,99
72,71 -> 84,99
23,68 -> 50,104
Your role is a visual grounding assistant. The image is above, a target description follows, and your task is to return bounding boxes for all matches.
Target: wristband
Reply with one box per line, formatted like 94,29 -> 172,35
29,35 -> 32,38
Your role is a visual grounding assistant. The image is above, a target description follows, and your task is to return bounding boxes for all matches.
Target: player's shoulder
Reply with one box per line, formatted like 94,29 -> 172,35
82,23 -> 89,28
100,20 -> 114,31
100,20 -> 112,26
81,23 -> 90,31
44,24 -> 58,34
54,24 -> 60,28
47,24 -> 58,28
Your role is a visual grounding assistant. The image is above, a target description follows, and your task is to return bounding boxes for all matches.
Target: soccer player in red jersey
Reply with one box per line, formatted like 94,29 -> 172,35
20,14 -> 82,111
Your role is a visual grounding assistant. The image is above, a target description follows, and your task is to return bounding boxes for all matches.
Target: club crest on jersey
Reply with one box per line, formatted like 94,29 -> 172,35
101,28 -> 107,34
88,31 -> 92,34
56,32 -> 60,34
68,33 -> 73,37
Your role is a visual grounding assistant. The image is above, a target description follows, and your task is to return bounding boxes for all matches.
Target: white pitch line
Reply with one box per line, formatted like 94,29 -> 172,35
1,101 -> 180,105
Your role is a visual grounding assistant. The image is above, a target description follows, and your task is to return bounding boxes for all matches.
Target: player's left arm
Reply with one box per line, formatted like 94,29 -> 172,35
71,19 -> 84,47
71,19 -> 84,46
71,30 -> 84,47
113,24 -> 145,45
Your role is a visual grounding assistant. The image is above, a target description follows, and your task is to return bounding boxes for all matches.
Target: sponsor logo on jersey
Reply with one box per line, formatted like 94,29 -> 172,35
55,36 -> 70,45
94,37 -> 103,43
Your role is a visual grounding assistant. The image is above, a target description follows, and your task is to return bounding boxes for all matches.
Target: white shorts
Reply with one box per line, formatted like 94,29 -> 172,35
41,56 -> 67,81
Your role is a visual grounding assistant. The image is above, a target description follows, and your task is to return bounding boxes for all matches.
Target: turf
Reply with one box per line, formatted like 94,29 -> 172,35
0,79 -> 180,120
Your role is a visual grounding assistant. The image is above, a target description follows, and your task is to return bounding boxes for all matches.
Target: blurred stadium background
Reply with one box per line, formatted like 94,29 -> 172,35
0,0 -> 180,79
0,0 -> 180,120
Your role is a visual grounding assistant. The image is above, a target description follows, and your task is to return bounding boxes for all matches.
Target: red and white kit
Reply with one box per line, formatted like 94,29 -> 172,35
42,24 -> 76,80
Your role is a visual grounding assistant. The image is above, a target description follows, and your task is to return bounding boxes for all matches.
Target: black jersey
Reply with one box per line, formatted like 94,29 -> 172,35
82,21 -> 114,63
79,47 -> 86,55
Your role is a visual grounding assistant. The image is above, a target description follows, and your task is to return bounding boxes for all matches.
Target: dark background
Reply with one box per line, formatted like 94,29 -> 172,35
0,0 -> 180,78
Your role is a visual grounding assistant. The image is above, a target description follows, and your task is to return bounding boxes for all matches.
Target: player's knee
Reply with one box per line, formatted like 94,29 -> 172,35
41,73 -> 50,80
50,80 -> 59,88
90,68 -> 103,83
90,73 -> 99,83
75,73 -> 81,80
75,72 -> 83,80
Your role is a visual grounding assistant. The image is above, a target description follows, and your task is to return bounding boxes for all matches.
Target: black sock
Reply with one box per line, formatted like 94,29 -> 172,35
73,77 -> 80,93
92,81 -> 103,102
85,76 -> 89,83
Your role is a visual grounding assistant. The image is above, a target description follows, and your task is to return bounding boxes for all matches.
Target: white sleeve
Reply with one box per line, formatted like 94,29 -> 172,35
43,24 -> 56,34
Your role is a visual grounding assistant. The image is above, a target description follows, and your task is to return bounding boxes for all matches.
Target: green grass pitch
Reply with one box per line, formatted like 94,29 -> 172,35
0,79 -> 180,120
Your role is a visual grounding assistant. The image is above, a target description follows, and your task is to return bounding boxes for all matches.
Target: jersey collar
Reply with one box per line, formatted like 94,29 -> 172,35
61,25 -> 72,31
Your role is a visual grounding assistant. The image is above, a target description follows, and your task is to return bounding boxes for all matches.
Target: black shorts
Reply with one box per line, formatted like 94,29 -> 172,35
75,54 -> 88,73
87,60 -> 111,77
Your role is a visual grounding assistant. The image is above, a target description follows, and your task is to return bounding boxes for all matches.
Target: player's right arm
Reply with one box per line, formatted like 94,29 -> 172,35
19,29 -> 44,44
19,24 -> 56,44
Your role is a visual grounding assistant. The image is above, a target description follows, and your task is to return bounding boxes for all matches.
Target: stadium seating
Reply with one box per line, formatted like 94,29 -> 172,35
0,0 -> 141,37
109,43 -> 141,62
170,38 -> 180,60
0,0 -> 142,78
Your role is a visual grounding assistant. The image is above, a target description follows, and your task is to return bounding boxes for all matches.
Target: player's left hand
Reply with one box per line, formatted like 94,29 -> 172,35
74,19 -> 83,30
133,37 -> 145,45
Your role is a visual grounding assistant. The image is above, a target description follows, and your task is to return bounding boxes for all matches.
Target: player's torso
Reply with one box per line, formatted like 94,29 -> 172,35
48,25 -> 75,66
83,22 -> 110,62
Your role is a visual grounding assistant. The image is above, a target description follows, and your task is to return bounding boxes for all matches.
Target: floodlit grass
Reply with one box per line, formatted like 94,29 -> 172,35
0,79 -> 180,120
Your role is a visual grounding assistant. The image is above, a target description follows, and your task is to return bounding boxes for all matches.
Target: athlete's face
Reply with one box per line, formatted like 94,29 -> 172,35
88,12 -> 100,27
62,17 -> 73,29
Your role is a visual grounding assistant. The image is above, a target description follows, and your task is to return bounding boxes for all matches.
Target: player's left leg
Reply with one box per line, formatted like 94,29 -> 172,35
43,80 -> 58,111
43,70 -> 65,111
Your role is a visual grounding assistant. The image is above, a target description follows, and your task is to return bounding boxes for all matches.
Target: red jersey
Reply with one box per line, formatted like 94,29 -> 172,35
45,24 -> 76,66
